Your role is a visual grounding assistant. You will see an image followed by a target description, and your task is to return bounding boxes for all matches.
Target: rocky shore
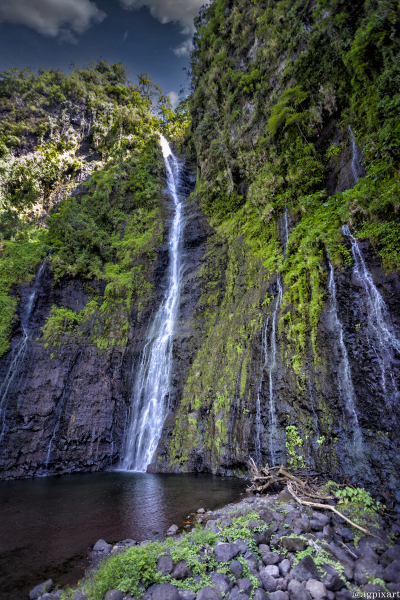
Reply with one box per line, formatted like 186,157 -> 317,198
28,488 -> 400,600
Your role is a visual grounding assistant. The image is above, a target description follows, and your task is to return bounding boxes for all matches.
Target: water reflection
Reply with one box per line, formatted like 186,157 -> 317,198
0,471 -> 246,600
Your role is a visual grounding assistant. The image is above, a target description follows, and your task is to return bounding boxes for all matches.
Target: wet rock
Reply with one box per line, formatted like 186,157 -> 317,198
380,545 -> 400,567
30,579 -> 54,600
196,586 -> 223,600
157,555 -> 174,575
291,556 -> 320,581
292,518 -> 311,533
153,583 -> 181,600
238,578 -> 253,595
334,590 -> 352,600
104,591 -> 124,600
327,543 -> 354,580
255,530 -> 272,545
312,513 -> 330,527
279,559 -> 291,576
360,584 -> 386,594
263,564 -> 279,578
287,579 -> 312,600
306,579 -> 328,600
214,543 -> 240,563
179,592 -> 196,600
334,528 -> 353,542
171,559 -> 190,580
387,584 -> 400,593
229,560 -> 244,579
384,559 -> 400,583
254,589 -> 269,600
310,520 -> 324,531
258,544 -> 270,553
354,558 -> 384,585
210,573 -> 233,594
281,537 -> 307,552
262,552 -> 280,565
93,539 -> 112,553
259,509 -> 275,524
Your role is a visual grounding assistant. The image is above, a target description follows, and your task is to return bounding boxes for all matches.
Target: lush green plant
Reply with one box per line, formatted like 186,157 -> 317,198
285,425 -> 305,470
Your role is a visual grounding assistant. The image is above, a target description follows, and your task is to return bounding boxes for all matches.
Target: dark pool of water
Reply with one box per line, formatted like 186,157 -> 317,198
0,472 -> 247,600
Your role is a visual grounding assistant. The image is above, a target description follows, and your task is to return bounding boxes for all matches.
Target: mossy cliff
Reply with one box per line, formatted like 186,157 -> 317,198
0,3 -> 399,494
150,0 -> 400,495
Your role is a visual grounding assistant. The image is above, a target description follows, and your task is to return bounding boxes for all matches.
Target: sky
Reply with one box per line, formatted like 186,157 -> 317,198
0,0 -> 205,107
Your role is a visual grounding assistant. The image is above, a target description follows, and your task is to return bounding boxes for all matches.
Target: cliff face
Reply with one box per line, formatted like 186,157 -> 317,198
1,3 -> 400,497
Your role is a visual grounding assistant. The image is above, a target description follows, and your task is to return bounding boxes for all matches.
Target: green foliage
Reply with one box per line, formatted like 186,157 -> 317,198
285,425 -> 305,470
336,486 -> 385,512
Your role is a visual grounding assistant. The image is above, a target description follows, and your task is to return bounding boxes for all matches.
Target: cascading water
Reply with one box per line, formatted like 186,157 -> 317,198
342,224 -> 400,405
327,257 -> 368,472
283,206 -> 289,254
255,278 -> 283,466
348,126 -> 364,185
0,254 -> 50,443
121,135 -> 185,472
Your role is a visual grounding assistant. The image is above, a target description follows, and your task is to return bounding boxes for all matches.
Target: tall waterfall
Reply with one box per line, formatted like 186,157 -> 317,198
327,258 -> 367,471
0,255 -> 49,442
121,136 -> 185,472
348,126 -> 364,185
342,225 -> 400,404
255,278 -> 283,466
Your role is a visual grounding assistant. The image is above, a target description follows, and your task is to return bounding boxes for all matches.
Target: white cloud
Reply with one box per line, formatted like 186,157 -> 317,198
167,91 -> 179,109
119,0 -> 204,34
0,0 -> 105,41
173,38 -> 193,58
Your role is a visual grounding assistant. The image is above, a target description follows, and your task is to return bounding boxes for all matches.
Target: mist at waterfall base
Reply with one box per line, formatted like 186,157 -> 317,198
0,471 -> 247,600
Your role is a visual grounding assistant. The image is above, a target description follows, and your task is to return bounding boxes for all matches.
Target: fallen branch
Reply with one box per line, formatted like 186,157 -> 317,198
287,482 -> 380,540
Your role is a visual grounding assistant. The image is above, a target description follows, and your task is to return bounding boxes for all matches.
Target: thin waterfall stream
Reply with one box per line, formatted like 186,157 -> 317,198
0,254 -> 50,443
342,224 -> 400,408
121,136 -> 185,472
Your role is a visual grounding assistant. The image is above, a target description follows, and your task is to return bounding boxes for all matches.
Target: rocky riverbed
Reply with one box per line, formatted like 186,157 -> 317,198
28,488 -> 400,600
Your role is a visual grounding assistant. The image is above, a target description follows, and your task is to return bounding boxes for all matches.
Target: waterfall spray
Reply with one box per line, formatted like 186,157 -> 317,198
121,136 -> 185,471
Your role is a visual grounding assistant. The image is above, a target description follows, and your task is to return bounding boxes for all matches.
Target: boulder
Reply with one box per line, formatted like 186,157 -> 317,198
29,580 -> 54,600
281,537 -> 307,552
258,544 -> 270,553
269,592 -> 289,600
306,579 -> 328,600
259,569 -> 277,592
381,545 -> 400,568
354,558 -> 384,585
229,560 -> 243,579
210,572 -> 233,594
196,586 -> 223,600
384,559 -> 400,583
262,552 -> 280,565
238,578 -> 253,595
104,591 -> 124,600
157,554 -> 174,576
214,543 -> 240,563
263,564 -> 279,578
291,556 -> 320,581
254,589 -> 269,600
312,512 -> 330,526
93,539 -> 112,553
320,564 -> 346,591
168,525 -> 179,534
279,558 -> 291,576
335,527 -> 353,542
153,583 -> 181,600
287,579 -> 312,600
205,520 -> 220,534
171,559 -> 190,580
292,518 -> 311,533
179,592 -> 197,600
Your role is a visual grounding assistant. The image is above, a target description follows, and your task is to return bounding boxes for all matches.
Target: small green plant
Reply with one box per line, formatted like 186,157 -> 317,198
325,144 -> 341,160
336,487 -> 385,512
316,436 -> 326,446
285,425 -> 305,470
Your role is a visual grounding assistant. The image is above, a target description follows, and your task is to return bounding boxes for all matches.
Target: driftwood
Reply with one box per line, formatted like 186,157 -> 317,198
247,458 -> 379,540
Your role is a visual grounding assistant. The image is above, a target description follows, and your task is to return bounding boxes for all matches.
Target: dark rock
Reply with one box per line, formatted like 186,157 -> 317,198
360,584 -> 386,593
262,552 -> 280,565
254,589 -> 269,600
292,518 -> 311,533
291,556 -> 320,581
229,560 -> 244,579
269,592 -> 289,600
334,590 -> 352,600
354,558 -> 384,585
210,572 -> 233,594
235,539 -> 248,554
259,509 -> 274,524
310,520 -> 324,531
387,584 -> 400,593
248,520 -> 263,529
152,583 -> 181,600
157,554 -> 174,575
171,559 -> 190,580
205,520 -> 220,534
312,513 -> 330,526
238,578 -> 253,595
196,586 -> 223,600
259,568 -> 277,592
279,559 -> 291,576
29,580 -> 54,600
104,592 -> 124,600
287,579 -> 312,600
327,543 -> 355,580
214,543 -> 240,562
320,565 -> 346,591
273,512 -> 284,522
281,537 -> 307,552
255,530 -> 272,545
263,564 -> 280,578
226,587 -> 243,600
335,528 -> 353,542
179,592 -> 196,600
384,559 -> 400,583
381,545 -> 400,568
258,544 -> 270,553
73,594 -> 87,600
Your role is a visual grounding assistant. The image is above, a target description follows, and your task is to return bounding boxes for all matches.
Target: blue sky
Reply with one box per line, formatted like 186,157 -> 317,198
0,0 -> 204,106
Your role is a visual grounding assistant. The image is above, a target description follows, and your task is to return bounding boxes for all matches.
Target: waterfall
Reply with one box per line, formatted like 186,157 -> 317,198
327,258 -> 367,470
121,135 -> 185,472
342,225 -> 400,403
255,279 -> 283,466
0,254 -> 49,443
348,126 -> 364,185
283,207 -> 289,254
